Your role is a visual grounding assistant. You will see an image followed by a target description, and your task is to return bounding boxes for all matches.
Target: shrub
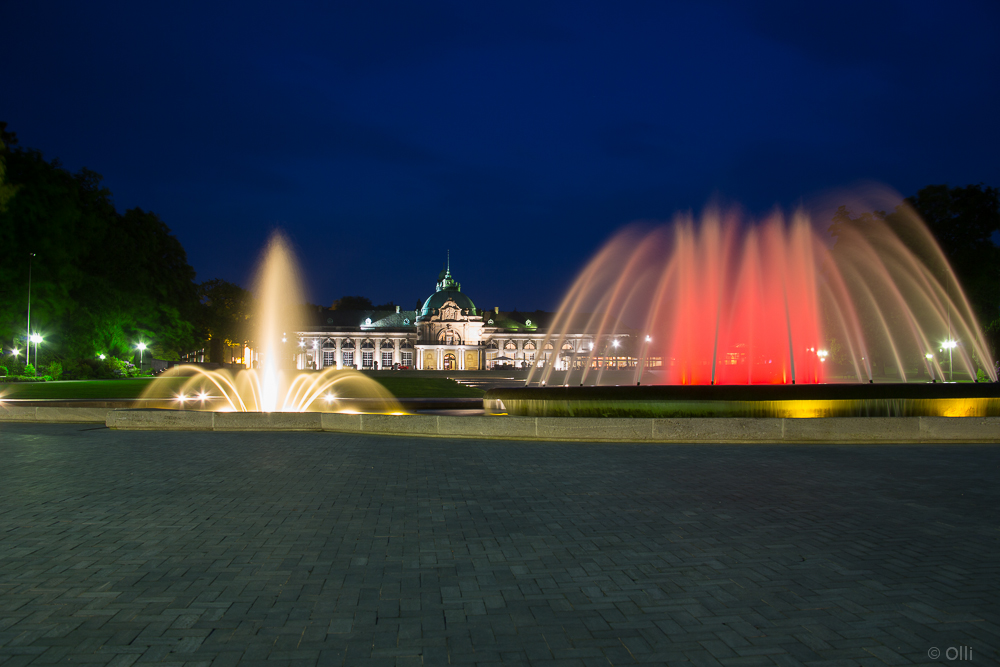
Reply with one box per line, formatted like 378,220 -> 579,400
46,361 -> 63,380
23,363 -> 35,377
3,358 -> 25,376
0,366 -> 6,377
62,358 -> 98,380
102,357 -> 139,378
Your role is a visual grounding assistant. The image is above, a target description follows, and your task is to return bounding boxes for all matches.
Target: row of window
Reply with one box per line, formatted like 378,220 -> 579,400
309,339 -> 415,350
319,350 -> 413,368
489,341 -> 577,351
308,338 -> 584,352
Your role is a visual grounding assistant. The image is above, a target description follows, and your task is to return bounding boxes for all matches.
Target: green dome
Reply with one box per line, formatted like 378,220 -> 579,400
417,260 -> 477,320
420,290 -> 477,318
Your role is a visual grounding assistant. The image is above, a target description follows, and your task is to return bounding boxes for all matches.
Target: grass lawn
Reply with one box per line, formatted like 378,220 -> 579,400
0,375 -> 483,400
368,376 -> 483,398
0,378 -> 167,400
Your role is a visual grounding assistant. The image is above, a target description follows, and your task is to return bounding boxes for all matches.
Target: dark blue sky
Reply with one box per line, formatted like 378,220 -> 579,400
4,1 -> 999,311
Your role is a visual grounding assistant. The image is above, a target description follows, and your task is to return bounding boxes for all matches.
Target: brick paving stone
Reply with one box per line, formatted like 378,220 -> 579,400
1,423 -> 998,665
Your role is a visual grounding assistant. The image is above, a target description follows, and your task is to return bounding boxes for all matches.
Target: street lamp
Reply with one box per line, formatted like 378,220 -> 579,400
29,334 -> 42,375
942,339 -> 957,381
637,335 -> 653,385
137,342 -> 147,373
26,252 -> 35,368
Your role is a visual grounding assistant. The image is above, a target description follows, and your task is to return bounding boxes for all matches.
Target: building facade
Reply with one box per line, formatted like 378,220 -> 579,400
293,263 -> 603,371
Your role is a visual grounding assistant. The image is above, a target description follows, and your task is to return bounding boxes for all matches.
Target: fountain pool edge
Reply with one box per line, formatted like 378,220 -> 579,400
2,406 -> 999,443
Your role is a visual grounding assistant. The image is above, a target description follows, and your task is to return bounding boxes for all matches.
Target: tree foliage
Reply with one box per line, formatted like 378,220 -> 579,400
0,126 -> 200,365
198,278 -> 255,363
330,295 -> 397,311
0,122 -> 21,214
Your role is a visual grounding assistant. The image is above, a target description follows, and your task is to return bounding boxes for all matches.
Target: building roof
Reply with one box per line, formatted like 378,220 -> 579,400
484,310 -> 622,334
418,256 -> 478,320
306,308 -> 418,331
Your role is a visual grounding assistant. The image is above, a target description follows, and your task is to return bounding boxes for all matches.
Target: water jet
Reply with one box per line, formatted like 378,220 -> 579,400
498,201 -> 998,418
140,232 -> 400,414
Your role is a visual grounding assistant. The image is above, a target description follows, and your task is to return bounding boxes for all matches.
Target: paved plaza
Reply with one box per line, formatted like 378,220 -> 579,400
0,423 -> 997,666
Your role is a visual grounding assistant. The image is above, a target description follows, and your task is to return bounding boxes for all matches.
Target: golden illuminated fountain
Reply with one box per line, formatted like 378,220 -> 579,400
140,232 -> 400,414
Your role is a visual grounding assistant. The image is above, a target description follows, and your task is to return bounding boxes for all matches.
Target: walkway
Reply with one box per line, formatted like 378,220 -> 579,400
0,424 -> 996,665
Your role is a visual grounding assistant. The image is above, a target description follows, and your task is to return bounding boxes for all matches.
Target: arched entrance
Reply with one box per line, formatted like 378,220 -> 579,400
443,352 -> 457,370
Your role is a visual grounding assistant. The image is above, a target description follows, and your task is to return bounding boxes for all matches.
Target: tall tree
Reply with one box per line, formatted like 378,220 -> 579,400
0,125 -> 201,365
198,279 -> 255,363
0,122 -> 20,213
330,295 -> 373,310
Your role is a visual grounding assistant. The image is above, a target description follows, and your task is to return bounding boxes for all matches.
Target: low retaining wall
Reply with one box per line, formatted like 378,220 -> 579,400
3,406 -> 998,442
0,405 -> 115,423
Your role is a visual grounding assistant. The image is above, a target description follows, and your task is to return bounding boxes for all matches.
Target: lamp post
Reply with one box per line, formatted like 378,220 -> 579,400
942,339 -> 957,381
29,334 -> 42,375
637,335 -> 652,385
137,342 -> 147,374
26,252 -> 35,368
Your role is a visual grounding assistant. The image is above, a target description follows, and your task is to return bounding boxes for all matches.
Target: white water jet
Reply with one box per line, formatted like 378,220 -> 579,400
140,231 -> 399,412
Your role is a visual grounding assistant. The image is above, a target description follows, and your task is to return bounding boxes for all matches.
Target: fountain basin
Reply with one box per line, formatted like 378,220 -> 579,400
484,383 -> 1000,418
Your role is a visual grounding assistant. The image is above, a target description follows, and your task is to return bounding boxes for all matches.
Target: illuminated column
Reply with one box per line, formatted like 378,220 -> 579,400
393,338 -> 400,365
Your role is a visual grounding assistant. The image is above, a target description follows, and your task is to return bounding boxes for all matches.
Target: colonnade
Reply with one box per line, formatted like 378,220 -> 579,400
296,337 -> 415,370
291,334 -> 599,370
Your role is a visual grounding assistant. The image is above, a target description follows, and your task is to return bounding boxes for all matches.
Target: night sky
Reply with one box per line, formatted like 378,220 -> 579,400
4,1 -> 998,312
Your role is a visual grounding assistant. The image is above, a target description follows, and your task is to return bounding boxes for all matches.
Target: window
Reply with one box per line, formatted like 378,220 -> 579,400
445,332 -> 454,344
343,351 -> 354,368
401,351 -> 412,367
323,351 -> 334,367
443,352 -> 456,370
382,351 -> 393,368
362,351 -> 373,368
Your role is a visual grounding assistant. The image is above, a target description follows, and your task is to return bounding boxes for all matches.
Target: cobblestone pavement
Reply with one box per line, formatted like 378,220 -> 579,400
0,423 -> 997,666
